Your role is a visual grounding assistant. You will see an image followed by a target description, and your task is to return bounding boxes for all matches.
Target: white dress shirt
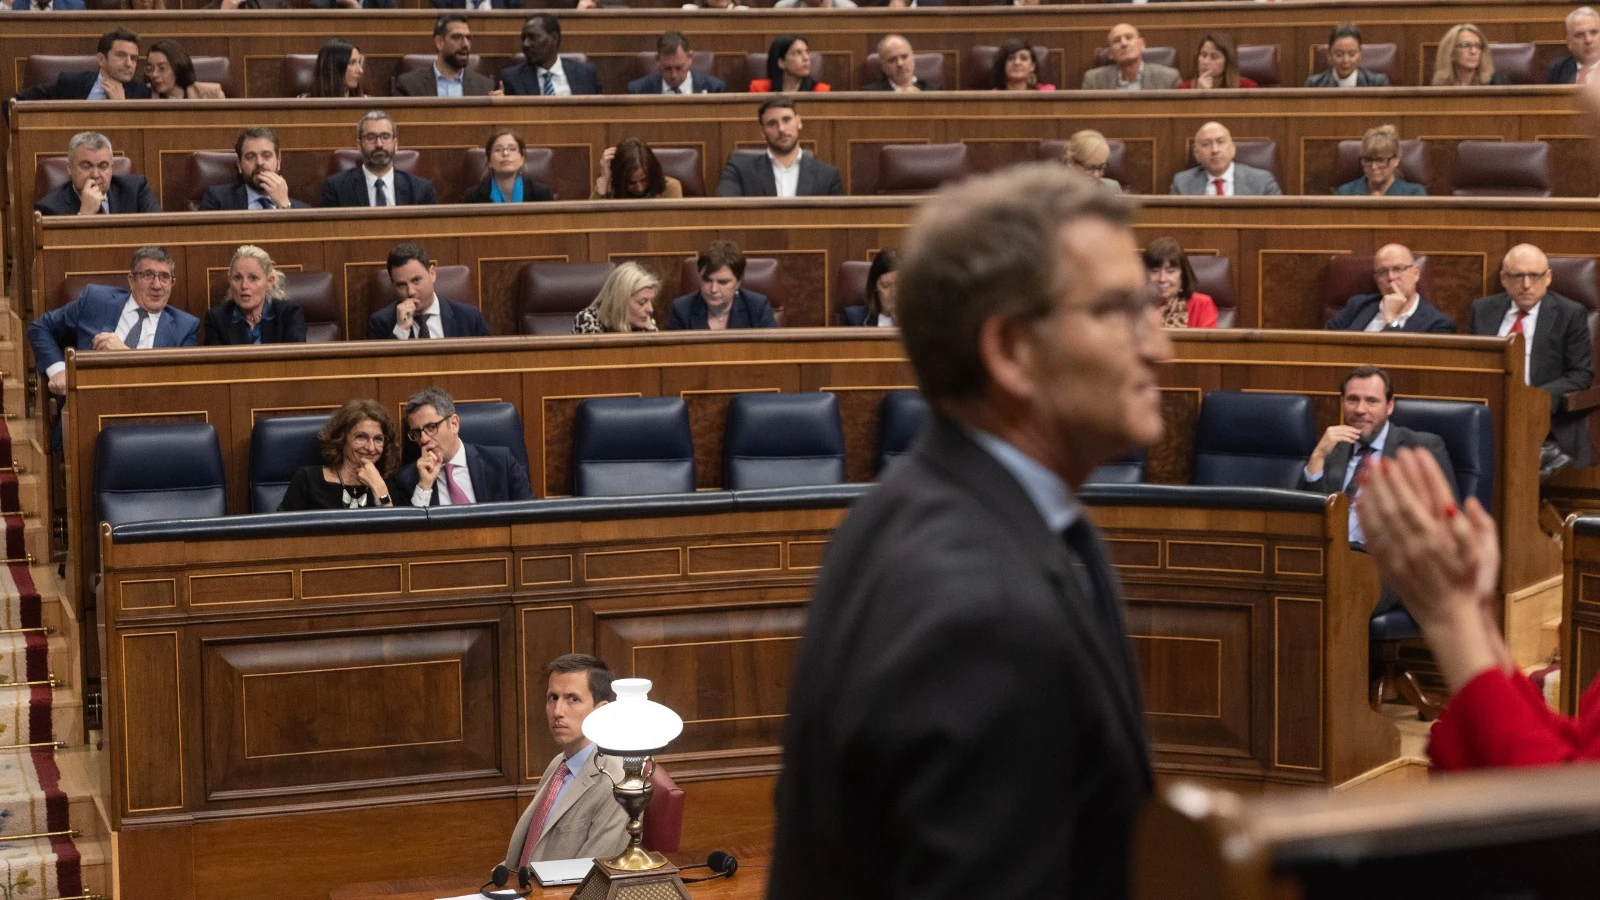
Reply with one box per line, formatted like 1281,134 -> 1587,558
392,295 -> 445,340
876,313 -> 895,327
1363,295 -> 1420,332
769,150 -> 802,198
1496,300 -> 1541,385
1335,69 -> 1358,87
1206,163 -> 1236,196
412,441 -> 477,507
537,63 -> 572,96
363,168 -> 396,207
661,75 -> 693,95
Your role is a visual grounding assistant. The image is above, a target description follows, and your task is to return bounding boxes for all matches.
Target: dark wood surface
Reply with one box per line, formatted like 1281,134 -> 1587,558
1565,519 -> 1600,716
328,849 -> 771,900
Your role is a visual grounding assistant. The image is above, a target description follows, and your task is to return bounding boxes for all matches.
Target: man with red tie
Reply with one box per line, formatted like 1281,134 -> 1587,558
395,387 -> 532,506
502,654 -> 630,868
1167,121 -> 1281,196
1469,243 -> 1594,476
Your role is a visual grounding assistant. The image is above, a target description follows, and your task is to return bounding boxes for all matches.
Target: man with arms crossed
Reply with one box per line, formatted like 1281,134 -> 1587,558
771,164 -> 1167,898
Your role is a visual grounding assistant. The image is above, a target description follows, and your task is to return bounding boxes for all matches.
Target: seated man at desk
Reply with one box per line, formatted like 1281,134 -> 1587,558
11,27 -> 151,104
396,387 -> 532,506
502,654 -> 630,867
368,242 -> 490,340
199,127 -> 309,211
1325,243 -> 1456,333
36,131 -> 160,217
321,111 -> 438,208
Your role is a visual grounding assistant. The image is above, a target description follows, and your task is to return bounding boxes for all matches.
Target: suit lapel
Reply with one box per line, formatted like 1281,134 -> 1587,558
1323,441 -> 1352,492
753,156 -> 777,196
540,754 -> 598,839
1531,298 -> 1563,386
464,444 -> 491,500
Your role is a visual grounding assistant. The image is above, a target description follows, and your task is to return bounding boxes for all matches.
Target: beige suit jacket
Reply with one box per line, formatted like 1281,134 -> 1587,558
503,749 -> 630,868
1081,63 -> 1181,90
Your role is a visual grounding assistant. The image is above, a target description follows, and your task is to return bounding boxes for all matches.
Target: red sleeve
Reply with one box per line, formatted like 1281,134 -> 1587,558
1177,79 -> 1194,89
1186,293 -> 1219,329
814,83 -> 831,92
1240,77 -> 1259,88
1428,669 -> 1600,770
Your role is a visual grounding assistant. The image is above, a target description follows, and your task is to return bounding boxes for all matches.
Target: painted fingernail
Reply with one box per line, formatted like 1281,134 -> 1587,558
1444,505 -> 1459,519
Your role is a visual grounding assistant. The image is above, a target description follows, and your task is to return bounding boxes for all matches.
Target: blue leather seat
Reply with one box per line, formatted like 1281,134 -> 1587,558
401,401 -> 530,474
571,397 -> 695,497
877,390 -> 929,473
1391,399 -> 1494,508
1086,450 -> 1146,485
724,393 -> 846,490
248,414 -> 329,513
95,423 -> 227,526
839,306 -> 868,326
1191,391 -> 1317,489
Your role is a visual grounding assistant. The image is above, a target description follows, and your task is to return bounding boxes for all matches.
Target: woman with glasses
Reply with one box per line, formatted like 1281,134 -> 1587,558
204,245 -> 307,345
1143,238 -> 1218,329
1432,24 -> 1509,86
1063,130 -> 1122,192
1335,125 -> 1427,196
278,399 -> 399,511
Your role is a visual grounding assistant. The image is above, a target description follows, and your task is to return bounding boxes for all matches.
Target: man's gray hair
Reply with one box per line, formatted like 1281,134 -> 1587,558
404,386 -> 457,420
128,246 -> 174,273
356,110 -> 394,138
68,131 -> 112,157
1569,6 -> 1600,29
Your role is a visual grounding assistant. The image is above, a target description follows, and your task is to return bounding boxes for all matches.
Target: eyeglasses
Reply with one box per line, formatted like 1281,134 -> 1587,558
405,418 -> 448,442
1503,270 -> 1550,283
359,132 -> 396,144
132,269 -> 174,284
1456,41 -> 1485,51
1373,264 -> 1416,278
1360,156 -> 1397,166
1074,162 -> 1108,175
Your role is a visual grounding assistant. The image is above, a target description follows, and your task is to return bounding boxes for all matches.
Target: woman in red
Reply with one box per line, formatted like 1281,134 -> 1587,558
1142,238 -> 1218,329
1356,449 -> 1600,769
749,35 -> 830,93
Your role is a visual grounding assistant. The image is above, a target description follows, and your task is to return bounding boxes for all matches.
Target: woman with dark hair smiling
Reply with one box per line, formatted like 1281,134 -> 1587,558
992,39 -> 1054,91
305,39 -> 366,99
146,39 -> 225,99
593,138 -> 683,199
1143,238 -> 1218,329
278,399 -> 399,511
749,35 -> 830,93
464,128 -> 555,204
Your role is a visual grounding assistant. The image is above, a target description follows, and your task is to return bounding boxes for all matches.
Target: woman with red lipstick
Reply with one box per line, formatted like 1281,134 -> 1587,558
278,399 -> 400,511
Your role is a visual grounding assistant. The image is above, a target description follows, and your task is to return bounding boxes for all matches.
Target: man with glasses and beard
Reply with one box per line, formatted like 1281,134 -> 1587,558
394,15 -> 498,97
198,128 -> 310,211
394,387 -> 531,506
320,111 -> 438,207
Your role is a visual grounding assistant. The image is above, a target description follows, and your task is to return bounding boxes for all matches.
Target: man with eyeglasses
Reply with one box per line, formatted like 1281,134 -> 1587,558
319,111 -> 438,207
395,387 -> 531,506
368,242 -> 490,341
35,131 -> 160,217
1470,243 -> 1594,476
28,246 -> 199,399
1326,244 -> 1455,334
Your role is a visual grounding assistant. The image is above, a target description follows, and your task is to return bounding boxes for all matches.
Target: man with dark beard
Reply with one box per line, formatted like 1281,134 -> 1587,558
198,128 -> 310,211
715,96 -> 843,197
319,111 -> 438,207
394,15 -> 498,97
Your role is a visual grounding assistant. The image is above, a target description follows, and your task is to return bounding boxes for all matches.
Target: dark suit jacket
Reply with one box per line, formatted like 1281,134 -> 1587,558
10,0 -> 87,9
13,70 -> 151,104
432,0 -> 522,6
461,177 -> 554,203
28,284 -> 200,375
770,416 -> 1151,900
1299,423 -> 1457,502
1326,294 -> 1456,334
1304,67 -> 1390,87
1548,55 -> 1581,84
498,58 -> 601,96
666,290 -> 776,330
393,64 -> 496,97
395,443 -> 533,505
197,183 -> 311,211
862,76 -> 937,91
1470,290 -> 1595,465
714,151 -> 844,197
35,175 -> 160,216
203,299 -> 308,345
626,71 -> 726,94
319,167 -> 437,208
367,296 -> 491,340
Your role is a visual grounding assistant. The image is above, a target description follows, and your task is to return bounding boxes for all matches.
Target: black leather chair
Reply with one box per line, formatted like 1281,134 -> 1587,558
95,423 -> 228,525
517,261 -> 614,335
248,414 -> 328,513
724,393 -> 845,490
571,397 -> 695,496
836,260 -> 871,326
1086,450 -> 1146,484
284,272 -> 341,343
449,402 -> 530,474
1190,391 -> 1317,489
877,390 -> 928,473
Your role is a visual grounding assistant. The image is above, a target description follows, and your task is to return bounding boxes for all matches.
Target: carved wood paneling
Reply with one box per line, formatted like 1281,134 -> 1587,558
1128,599 -> 1253,759
1273,597 -> 1324,771
520,605 -> 576,782
119,632 -> 186,813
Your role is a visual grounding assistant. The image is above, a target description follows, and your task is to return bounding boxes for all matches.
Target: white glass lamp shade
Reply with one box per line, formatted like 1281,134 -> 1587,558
581,678 -> 684,754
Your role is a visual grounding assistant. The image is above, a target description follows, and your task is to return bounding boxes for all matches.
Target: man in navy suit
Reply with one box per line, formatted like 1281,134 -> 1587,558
628,32 -> 725,94
35,132 -> 160,217
199,127 -> 310,211
396,387 -> 532,506
1326,244 -> 1457,334
1548,7 -> 1600,83
28,246 -> 200,399
499,14 -> 602,96
11,28 -> 150,106
368,243 -> 491,340
715,97 -> 843,197
321,112 -> 438,208
8,0 -> 88,10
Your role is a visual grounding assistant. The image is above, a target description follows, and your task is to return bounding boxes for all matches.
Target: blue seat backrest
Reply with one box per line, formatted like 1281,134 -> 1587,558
725,393 -> 846,490
95,422 -> 228,525
572,397 -> 695,497
1086,449 -> 1147,485
877,390 -> 929,473
402,401 -> 531,474
248,414 -> 329,513
1191,391 -> 1318,489
839,305 -> 868,326
1391,399 -> 1494,508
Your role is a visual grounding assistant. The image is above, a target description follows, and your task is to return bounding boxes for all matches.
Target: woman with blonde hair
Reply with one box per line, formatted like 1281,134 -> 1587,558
1432,24 -> 1509,86
1334,125 -> 1427,196
204,245 -> 307,345
574,262 -> 662,334
1063,130 -> 1122,192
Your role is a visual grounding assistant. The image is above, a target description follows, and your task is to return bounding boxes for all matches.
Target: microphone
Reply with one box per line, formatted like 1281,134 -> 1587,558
681,850 -> 739,883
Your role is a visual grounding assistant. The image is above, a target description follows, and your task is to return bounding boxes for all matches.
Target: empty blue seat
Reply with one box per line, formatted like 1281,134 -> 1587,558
725,393 -> 846,490
95,423 -> 227,525
1191,391 -> 1317,489
248,414 -> 329,513
877,390 -> 929,473
1391,399 -> 1493,508
571,398 -> 695,497
1086,450 -> 1146,485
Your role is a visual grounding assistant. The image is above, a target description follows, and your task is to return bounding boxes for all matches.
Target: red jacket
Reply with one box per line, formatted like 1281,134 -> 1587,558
1429,669 -> 1600,770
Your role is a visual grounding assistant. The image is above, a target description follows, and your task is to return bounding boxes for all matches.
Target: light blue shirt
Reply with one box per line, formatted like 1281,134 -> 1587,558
1303,421 -> 1388,544
549,741 -> 598,814
433,62 -> 464,98
965,426 -> 1081,535
86,77 -> 108,100
244,185 -> 275,210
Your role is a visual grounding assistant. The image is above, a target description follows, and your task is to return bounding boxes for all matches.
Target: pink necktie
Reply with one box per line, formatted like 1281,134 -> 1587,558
518,760 -> 571,866
1212,178 -> 1225,196
443,463 -> 471,505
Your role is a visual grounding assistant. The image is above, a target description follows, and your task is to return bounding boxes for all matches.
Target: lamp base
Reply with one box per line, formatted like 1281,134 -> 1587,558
569,859 -> 691,900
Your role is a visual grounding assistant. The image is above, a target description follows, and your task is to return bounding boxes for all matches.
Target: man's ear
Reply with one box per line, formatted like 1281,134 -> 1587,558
976,315 -> 1037,405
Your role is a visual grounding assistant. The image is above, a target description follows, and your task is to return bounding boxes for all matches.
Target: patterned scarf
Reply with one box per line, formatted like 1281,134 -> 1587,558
1162,296 -> 1190,328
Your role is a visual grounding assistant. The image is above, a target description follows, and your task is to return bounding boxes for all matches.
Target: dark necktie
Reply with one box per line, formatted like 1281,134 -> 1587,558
124,310 -> 150,348
1062,517 -> 1122,641
1345,443 -> 1375,499
374,178 -> 389,207
256,196 -> 275,210
412,313 -> 432,339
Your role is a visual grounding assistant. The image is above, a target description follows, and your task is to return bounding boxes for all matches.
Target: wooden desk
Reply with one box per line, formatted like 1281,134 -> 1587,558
328,851 -> 769,900
1563,515 -> 1600,715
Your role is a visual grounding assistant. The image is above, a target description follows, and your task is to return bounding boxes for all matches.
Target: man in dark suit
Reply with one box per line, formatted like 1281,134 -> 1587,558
863,34 -> 937,91
394,15 -> 498,97
499,14 -> 602,96
28,246 -> 200,399
432,0 -> 521,8
198,127 -> 310,211
35,132 -> 160,217
368,243 -> 491,340
771,165 -> 1163,899
1548,7 -> 1600,83
715,97 -> 844,197
627,31 -> 725,94
11,28 -> 151,106
1470,243 -> 1595,474
9,0 -> 88,10
1326,243 -> 1457,334
396,387 -> 532,506
320,112 -> 438,208
1299,366 -> 1456,613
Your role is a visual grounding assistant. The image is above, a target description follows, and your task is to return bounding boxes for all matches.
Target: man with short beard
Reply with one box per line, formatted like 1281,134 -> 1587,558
715,96 -> 842,197
319,111 -> 438,207
394,15 -> 498,97
198,128 -> 309,211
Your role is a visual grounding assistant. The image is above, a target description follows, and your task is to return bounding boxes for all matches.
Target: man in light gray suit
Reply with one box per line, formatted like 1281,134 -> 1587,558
1169,121 -> 1282,195
716,96 -> 844,197
1081,23 -> 1180,90
502,654 -> 629,868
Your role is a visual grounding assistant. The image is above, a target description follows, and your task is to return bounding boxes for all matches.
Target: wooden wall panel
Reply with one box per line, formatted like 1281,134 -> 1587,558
117,631 -> 186,814
519,604 -> 577,782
